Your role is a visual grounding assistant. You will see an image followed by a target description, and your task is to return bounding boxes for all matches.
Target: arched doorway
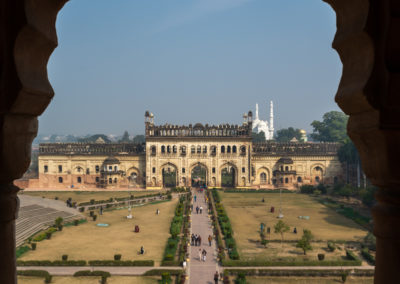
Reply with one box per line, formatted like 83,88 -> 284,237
191,163 -> 207,187
161,163 -> 177,188
312,165 -> 324,184
221,164 -> 237,187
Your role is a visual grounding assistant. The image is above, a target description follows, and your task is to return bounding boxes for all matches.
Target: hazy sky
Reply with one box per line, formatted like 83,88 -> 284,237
41,0 -> 342,136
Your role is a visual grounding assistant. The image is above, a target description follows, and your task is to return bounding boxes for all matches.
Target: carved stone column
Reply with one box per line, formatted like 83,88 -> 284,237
0,186 -> 20,284
324,1 -> 400,283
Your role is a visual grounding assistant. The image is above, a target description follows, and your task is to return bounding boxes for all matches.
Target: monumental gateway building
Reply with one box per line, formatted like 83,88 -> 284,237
31,111 -> 343,190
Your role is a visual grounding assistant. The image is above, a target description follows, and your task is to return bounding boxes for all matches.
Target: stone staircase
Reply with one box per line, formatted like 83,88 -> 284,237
16,195 -> 83,247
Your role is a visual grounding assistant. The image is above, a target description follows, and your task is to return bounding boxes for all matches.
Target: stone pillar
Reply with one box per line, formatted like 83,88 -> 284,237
0,185 -> 20,284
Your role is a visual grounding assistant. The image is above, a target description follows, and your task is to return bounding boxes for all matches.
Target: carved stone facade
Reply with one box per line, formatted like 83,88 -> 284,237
34,112 -> 342,190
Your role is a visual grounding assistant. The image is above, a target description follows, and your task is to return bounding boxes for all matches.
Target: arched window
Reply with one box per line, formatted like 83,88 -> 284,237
203,146 -> 207,153
173,145 -> 177,153
315,176 -> 320,183
260,173 -> 267,184
167,145 -> 171,153
58,177 -> 63,183
221,146 -> 225,153
114,178 -> 117,183
285,178 -> 289,183
181,146 -> 186,154
280,178 -> 283,183
109,178 -> 112,184
114,166 -> 118,171
227,146 -> 231,153
285,166 -> 289,171
232,146 -> 237,153
197,145 -> 201,153
161,145 -> 166,153
240,146 -> 246,154
191,146 -> 195,154
297,176 -> 302,183
151,146 -> 156,155
77,177 -> 82,183
280,166 -> 284,171
211,146 -> 217,155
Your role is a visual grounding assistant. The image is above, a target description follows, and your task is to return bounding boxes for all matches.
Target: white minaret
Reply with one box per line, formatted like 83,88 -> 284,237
269,101 -> 274,139
255,103 -> 259,120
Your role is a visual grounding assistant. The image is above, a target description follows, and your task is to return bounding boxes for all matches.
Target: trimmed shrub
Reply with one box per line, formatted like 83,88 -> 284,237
92,215 -> 97,221
345,249 -> 358,261
62,255 -> 68,261
222,259 -> 362,267
88,260 -> 154,266
89,211 -> 94,217
17,270 -> 50,278
300,185 -> 315,194
361,247 -> 375,265
17,260 -> 87,266
317,253 -> 325,261
327,241 -> 336,252
31,243 -> 37,250
44,275 -> 52,283
74,219 -> 79,226
45,232 -> 52,239
114,254 -> 122,261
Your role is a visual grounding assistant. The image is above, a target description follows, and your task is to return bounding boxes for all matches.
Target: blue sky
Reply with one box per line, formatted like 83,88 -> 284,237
42,0 -> 341,136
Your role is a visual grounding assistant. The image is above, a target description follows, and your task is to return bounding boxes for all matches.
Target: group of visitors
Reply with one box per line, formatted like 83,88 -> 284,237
198,248 -> 207,262
195,205 -> 203,214
191,234 -> 202,246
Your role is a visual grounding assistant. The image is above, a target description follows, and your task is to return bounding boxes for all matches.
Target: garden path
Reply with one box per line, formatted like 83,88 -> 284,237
187,188 -> 220,284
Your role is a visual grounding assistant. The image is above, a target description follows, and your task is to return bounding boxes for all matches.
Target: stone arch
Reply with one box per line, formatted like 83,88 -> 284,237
220,162 -> 238,187
256,167 -> 270,185
3,1 -> 400,283
189,162 -> 209,187
160,162 -> 178,188
127,166 -> 141,186
72,164 -> 85,174
311,164 -> 324,183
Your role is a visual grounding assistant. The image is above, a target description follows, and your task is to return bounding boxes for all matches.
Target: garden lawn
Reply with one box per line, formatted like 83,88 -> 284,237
246,276 -> 373,284
220,192 -> 367,260
19,198 -> 177,265
19,190 -> 161,204
18,276 -> 159,284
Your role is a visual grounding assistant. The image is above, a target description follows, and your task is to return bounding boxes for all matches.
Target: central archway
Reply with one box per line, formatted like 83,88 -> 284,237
161,163 -> 178,188
220,163 -> 238,188
191,163 -> 207,187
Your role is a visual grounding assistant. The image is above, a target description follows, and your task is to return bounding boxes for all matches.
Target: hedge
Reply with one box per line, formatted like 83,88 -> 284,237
361,248 -> 375,265
32,227 -> 57,242
345,249 -> 360,261
17,270 -> 50,278
73,270 -> 111,278
16,246 -> 30,258
17,260 -> 87,266
224,188 -> 294,194
222,259 -> 362,267
88,260 -> 154,266
143,269 -> 183,276
224,268 -> 374,277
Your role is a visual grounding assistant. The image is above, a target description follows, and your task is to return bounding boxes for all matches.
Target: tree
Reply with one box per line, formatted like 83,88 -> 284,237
252,131 -> 266,142
78,134 -> 111,143
119,131 -> 130,142
296,229 -> 314,255
310,111 -> 348,142
274,220 -> 290,247
275,127 -> 302,142
133,135 -> 145,144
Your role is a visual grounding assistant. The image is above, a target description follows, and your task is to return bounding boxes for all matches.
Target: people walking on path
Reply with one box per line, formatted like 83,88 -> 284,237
214,271 -> 219,284
199,206 -> 203,214
194,195 -> 197,202
208,235 -> 212,246
191,234 -> 195,245
198,249 -> 202,261
198,235 -> 202,246
196,206 -> 199,214
202,249 -> 207,262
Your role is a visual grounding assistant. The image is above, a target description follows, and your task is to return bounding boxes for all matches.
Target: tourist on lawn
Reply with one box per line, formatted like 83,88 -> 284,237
156,208 -> 160,215
199,206 -> 203,214
202,249 -> 207,261
208,235 -> 212,246
214,271 -> 219,284
293,227 -> 297,234
198,249 -> 202,261
100,206 -> 103,215
140,246 -> 145,254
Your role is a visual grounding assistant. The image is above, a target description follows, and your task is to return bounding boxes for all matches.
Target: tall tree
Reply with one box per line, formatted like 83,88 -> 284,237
119,131 -> 130,142
275,127 -> 302,142
296,229 -> 314,255
133,135 -> 145,144
252,131 -> 266,142
338,138 -> 360,184
274,220 -> 290,247
310,111 -> 348,142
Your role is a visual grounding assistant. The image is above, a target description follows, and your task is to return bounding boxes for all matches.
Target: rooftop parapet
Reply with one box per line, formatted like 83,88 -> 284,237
252,142 -> 340,156
39,143 -> 145,156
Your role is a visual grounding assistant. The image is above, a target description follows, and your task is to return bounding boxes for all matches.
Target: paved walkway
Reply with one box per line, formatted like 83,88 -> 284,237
188,188 -> 220,284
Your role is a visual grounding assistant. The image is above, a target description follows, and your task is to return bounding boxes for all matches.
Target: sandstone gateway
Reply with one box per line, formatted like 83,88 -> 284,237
34,111 -> 342,190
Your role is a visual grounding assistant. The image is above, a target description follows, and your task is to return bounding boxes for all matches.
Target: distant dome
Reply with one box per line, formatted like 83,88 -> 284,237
193,123 -> 204,129
300,129 -> 306,134
103,156 -> 120,165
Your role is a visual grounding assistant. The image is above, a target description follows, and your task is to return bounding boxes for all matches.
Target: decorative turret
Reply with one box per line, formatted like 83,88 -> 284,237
269,101 -> 274,139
